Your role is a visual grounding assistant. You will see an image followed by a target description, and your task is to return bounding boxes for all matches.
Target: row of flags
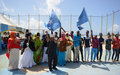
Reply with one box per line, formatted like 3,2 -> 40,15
45,8 -> 90,32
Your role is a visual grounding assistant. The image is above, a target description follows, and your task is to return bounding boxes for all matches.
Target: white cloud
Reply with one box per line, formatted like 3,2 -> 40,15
0,0 -> 15,12
33,0 -> 63,15
108,24 -> 120,34
46,0 -> 63,15
29,17 -> 47,29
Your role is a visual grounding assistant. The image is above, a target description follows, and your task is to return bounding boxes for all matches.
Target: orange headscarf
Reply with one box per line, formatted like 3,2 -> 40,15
10,31 -> 16,40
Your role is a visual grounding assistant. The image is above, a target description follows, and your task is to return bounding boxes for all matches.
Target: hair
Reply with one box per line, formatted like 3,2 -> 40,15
55,32 -> 57,34
26,29 -> 29,32
71,31 -> 74,33
37,32 -> 40,36
86,30 -> 89,34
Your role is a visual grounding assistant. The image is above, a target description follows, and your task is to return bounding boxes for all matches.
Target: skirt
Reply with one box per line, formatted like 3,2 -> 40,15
58,50 -> 66,66
19,47 -> 36,69
8,48 -> 19,69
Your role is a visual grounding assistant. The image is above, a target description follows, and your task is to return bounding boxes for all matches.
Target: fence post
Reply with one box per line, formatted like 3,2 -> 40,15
112,11 -> 115,39
70,14 -> 72,32
106,14 -> 108,35
28,14 -> 30,30
101,16 -> 103,33
8,14 -> 10,20
18,14 -> 20,26
38,14 -> 40,32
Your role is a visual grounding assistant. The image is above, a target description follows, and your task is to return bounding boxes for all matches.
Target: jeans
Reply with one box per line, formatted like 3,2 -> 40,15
105,50 -> 111,61
74,46 -> 79,61
79,45 -> 83,61
112,49 -> 119,61
115,49 -> 119,61
91,48 -> 98,61
97,47 -> 103,60
84,47 -> 90,61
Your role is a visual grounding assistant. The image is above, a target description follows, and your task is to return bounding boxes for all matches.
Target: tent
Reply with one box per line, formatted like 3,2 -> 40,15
0,14 -> 26,51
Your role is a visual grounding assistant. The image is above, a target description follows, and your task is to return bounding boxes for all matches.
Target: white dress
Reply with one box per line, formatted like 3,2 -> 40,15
19,43 -> 36,69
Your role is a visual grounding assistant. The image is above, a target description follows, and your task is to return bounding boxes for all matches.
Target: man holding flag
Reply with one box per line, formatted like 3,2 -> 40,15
76,8 -> 90,62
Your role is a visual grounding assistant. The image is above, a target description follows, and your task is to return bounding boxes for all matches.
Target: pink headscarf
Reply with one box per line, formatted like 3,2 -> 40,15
61,33 -> 65,40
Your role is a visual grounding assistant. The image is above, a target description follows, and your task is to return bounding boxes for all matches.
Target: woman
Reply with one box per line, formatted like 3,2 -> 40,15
19,33 -> 36,69
57,33 -> 72,66
7,31 -> 21,70
33,33 -> 43,64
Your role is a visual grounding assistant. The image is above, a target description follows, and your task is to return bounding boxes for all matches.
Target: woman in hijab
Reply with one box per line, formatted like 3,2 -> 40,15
33,33 -> 43,65
7,31 -> 21,70
57,33 -> 72,66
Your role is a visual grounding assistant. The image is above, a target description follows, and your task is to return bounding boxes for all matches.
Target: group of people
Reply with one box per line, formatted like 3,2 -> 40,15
7,28 -> 120,71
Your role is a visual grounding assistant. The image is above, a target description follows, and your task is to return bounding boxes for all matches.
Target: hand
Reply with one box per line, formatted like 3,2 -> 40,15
76,39 -> 78,41
7,50 -> 10,54
91,30 -> 93,33
21,50 -> 24,55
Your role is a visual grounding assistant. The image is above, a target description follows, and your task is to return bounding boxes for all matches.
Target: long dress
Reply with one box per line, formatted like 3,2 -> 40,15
19,43 -> 36,69
57,38 -> 72,66
7,31 -> 21,70
33,34 -> 43,65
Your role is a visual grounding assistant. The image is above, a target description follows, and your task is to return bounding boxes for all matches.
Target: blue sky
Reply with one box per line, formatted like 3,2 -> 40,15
0,0 -> 120,35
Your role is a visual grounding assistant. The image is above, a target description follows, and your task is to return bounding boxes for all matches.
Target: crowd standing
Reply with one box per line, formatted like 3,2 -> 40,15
6,28 -> 120,71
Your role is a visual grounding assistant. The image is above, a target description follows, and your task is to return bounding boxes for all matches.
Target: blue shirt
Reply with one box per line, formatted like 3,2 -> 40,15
73,35 -> 81,47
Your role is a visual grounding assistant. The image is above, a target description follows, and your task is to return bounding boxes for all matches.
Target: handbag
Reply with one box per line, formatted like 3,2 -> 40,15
6,53 -> 10,59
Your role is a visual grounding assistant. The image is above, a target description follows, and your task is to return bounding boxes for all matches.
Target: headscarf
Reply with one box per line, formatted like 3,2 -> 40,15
61,33 -> 65,40
10,31 -> 16,40
33,34 -> 42,46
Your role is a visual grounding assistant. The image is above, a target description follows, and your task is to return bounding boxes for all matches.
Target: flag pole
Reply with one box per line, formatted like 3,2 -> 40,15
84,8 -> 92,31
51,30 -> 53,34
59,15 -> 61,37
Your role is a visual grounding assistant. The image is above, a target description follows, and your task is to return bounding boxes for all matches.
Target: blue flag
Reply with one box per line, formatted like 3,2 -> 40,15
77,25 -> 83,30
46,10 -> 61,31
77,8 -> 88,30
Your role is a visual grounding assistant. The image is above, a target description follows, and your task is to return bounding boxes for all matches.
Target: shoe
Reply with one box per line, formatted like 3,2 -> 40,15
53,67 -> 58,70
50,69 -> 53,71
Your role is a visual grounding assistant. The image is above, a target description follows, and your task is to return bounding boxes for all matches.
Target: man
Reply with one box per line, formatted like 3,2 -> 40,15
54,32 -> 59,43
79,33 -> 84,62
91,30 -> 100,62
112,34 -> 119,61
42,31 -> 49,63
84,30 -> 91,62
70,31 -> 74,62
73,31 -> 81,63
65,32 -> 73,63
97,33 -> 104,61
46,34 -> 58,71
105,33 -> 112,62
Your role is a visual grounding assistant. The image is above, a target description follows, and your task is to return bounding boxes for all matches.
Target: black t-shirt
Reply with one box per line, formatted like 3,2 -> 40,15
99,37 -> 104,49
84,37 -> 90,48
105,38 -> 112,50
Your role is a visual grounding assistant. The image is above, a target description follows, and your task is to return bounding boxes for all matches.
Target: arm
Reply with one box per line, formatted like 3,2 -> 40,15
46,33 -> 50,42
60,27 -> 66,33
91,30 -> 93,39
